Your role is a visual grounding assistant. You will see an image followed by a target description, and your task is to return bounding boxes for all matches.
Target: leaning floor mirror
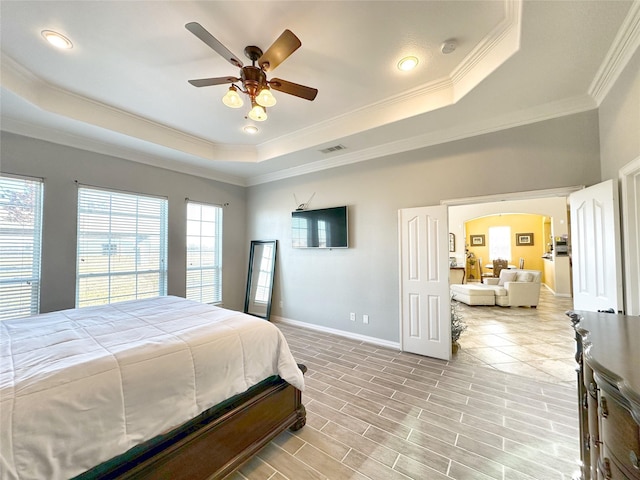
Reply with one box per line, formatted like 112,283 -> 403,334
244,240 -> 277,320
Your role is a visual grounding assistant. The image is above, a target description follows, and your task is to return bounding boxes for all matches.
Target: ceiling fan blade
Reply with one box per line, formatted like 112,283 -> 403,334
269,78 -> 318,101
258,30 -> 301,72
188,76 -> 239,87
185,22 -> 243,68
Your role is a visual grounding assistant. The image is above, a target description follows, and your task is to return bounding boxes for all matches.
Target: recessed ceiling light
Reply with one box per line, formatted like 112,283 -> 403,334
41,30 -> 73,49
397,56 -> 418,71
243,125 -> 259,134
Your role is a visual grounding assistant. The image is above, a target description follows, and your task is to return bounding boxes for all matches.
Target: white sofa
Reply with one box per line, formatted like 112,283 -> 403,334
451,269 -> 542,307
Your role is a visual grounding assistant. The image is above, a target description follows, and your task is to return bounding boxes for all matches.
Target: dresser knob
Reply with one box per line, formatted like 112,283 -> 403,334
598,457 -> 612,479
631,450 -> 640,470
599,396 -> 608,418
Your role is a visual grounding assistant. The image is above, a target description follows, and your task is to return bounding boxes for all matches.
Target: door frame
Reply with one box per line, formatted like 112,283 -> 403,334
620,157 -> 640,314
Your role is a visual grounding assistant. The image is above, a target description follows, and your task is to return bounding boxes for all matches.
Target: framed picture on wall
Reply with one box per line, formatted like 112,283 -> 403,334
470,234 -> 485,246
516,233 -> 534,245
449,233 -> 455,252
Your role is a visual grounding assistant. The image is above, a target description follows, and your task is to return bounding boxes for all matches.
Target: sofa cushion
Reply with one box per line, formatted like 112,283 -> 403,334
516,271 -> 533,282
498,270 -> 518,286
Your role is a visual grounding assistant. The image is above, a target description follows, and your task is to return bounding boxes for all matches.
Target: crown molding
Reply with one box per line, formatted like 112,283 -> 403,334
0,53 -> 256,164
257,0 -> 522,162
246,94 -> 597,186
1,117 -> 248,187
589,0 -> 640,104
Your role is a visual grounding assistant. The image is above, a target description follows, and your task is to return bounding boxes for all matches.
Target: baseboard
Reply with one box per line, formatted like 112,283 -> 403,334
271,315 -> 401,350
542,284 -> 572,298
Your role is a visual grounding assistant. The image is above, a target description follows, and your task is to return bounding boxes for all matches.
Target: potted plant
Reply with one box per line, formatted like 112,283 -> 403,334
451,299 -> 467,354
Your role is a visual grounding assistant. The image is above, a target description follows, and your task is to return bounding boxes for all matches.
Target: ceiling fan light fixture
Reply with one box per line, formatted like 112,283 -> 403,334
397,56 -> 418,71
255,87 -> 276,108
248,103 -> 267,122
222,85 -> 244,108
41,30 -> 73,49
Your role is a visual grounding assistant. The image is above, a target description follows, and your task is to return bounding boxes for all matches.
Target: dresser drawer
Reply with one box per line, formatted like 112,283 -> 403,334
600,389 -> 640,479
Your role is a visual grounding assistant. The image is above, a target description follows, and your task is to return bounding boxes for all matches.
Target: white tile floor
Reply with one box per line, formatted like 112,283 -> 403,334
452,288 -> 577,387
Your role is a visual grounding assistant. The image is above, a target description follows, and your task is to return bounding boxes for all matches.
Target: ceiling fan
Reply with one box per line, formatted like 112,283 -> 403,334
185,22 -> 318,122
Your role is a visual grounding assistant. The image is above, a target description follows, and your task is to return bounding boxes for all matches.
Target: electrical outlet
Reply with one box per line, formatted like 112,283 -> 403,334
363,314 -> 369,324
350,312 -> 356,321
279,300 -> 283,308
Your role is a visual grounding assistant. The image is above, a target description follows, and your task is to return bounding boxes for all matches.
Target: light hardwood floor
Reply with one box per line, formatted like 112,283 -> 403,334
227,290 -> 580,480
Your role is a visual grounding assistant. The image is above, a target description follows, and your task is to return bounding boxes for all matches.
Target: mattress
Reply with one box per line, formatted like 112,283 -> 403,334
0,296 -> 304,480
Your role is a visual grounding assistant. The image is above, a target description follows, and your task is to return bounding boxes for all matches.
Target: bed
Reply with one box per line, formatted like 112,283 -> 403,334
0,296 -> 306,480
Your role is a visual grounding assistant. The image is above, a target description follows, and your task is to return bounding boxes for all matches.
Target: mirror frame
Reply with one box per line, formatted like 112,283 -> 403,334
244,240 -> 277,320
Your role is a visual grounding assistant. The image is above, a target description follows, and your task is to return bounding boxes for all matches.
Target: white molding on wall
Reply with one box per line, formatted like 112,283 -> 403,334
589,0 -> 640,105
271,315 -> 401,351
247,95 -> 596,186
1,117 -> 248,187
442,185 -> 584,206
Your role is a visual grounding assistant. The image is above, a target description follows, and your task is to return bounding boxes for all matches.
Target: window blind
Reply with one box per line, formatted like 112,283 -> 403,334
0,175 -> 43,320
186,201 -> 222,304
76,187 -> 168,307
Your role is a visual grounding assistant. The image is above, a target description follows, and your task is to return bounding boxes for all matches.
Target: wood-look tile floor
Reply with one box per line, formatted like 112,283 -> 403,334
227,289 -> 580,480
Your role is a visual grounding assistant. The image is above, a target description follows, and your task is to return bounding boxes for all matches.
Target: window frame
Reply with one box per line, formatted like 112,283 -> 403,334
0,174 -> 44,320
186,200 -> 223,305
488,225 -> 512,261
75,185 -> 168,308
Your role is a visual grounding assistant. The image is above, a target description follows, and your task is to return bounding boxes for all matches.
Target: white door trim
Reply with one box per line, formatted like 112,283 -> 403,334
620,157 -> 640,315
441,186 -> 584,206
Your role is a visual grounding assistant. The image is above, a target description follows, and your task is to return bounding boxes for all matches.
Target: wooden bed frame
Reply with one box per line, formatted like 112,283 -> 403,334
74,365 -> 306,480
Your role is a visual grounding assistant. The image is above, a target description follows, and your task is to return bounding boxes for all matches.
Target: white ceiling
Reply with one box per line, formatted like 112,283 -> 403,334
1,1 -> 638,186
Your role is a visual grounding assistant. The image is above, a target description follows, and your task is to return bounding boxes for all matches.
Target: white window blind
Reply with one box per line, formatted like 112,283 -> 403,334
0,175 -> 43,320
186,201 -> 222,304
489,226 -> 511,261
76,187 -> 167,308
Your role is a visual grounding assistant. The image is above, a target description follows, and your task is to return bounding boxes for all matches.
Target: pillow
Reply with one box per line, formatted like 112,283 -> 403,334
516,271 -> 533,282
498,270 -> 518,286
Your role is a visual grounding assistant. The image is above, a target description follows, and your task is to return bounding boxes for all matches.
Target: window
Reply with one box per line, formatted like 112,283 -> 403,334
0,175 -> 43,320
76,187 -> 167,307
186,202 -> 222,304
489,226 -> 511,261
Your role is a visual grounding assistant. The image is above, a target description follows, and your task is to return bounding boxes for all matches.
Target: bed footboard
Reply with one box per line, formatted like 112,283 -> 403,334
77,365 -> 306,480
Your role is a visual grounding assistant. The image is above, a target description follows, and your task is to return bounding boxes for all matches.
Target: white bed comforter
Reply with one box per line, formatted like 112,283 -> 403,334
0,296 -> 304,480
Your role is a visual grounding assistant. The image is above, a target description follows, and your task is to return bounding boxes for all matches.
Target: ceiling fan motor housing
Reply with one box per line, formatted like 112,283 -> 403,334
241,66 -> 268,98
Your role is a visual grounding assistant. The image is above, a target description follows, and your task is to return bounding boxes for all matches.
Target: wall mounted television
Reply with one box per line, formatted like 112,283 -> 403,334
292,206 -> 348,248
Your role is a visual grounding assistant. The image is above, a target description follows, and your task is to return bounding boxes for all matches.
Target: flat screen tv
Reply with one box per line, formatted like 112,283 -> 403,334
292,206 -> 348,248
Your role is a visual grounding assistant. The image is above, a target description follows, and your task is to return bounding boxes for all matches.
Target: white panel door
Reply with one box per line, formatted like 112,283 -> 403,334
399,205 -> 450,360
570,180 -> 623,312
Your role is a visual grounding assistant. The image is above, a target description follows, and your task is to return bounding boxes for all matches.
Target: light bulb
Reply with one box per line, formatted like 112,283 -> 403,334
222,86 -> 244,108
248,104 -> 267,122
255,88 -> 276,108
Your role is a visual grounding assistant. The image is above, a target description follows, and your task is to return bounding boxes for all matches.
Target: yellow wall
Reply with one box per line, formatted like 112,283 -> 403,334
465,214 -> 546,281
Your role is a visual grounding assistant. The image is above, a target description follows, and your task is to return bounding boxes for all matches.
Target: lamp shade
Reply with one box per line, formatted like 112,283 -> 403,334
222,86 -> 244,108
255,88 -> 276,108
248,104 -> 268,122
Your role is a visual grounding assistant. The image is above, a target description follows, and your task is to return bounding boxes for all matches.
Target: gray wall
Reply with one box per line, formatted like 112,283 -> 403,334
0,132 -> 247,313
247,111 -> 602,342
599,46 -> 640,180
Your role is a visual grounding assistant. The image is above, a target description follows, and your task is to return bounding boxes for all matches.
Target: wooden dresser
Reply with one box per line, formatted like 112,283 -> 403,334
567,310 -> 640,480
